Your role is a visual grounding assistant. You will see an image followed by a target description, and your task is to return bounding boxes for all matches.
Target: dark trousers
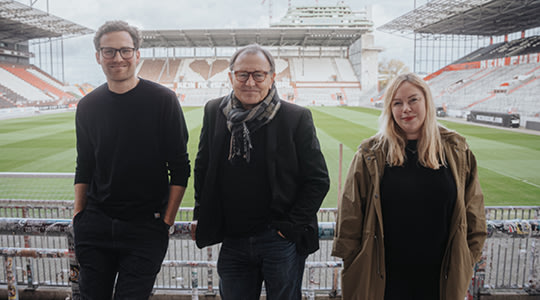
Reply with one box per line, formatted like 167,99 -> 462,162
73,208 -> 169,300
217,227 -> 307,300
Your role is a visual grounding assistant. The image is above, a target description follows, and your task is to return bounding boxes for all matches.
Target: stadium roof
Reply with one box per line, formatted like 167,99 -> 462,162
378,0 -> 540,37
140,27 -> 368,49
0,0 -> 93,44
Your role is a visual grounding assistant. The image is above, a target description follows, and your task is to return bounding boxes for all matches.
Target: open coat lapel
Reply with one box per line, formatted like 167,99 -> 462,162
265,111 -> 278,193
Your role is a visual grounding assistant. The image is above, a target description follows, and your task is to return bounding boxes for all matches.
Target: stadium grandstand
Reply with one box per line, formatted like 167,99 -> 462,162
379,0 -> 540,130
0,0 -> 93,112
135,2 -> 380,107
0,0 -> 380,111
1,1 -> 540,299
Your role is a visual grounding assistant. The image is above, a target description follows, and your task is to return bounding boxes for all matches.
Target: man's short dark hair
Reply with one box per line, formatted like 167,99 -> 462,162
229,44 -> 276,73
93,20 -> 142,51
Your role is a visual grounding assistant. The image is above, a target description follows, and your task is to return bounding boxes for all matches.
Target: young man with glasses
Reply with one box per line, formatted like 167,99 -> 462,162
73,20 -> 190,299
192,44 -> 330,299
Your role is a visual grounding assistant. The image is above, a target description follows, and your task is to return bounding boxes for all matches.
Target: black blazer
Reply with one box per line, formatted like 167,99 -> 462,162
194,97 -> 330,255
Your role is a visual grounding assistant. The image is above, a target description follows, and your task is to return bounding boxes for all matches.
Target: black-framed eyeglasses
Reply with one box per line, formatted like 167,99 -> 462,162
232,70 -> 271,82
99,47 -> 136,59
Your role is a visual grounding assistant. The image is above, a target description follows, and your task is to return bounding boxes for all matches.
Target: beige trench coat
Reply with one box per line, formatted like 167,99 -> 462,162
332,128 -> 487,300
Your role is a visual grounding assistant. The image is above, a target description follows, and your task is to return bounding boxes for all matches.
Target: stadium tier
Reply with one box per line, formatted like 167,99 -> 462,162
136,56 -> 363,107
0,63 -> 83,108
454,35 -> 540,64
424,41 -> 540,124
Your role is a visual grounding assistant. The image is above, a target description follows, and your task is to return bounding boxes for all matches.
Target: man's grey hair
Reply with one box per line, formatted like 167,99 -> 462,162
93,20 -> 142,51
229,44 -> 276,73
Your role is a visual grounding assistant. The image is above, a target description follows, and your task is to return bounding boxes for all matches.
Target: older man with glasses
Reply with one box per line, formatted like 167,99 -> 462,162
191,44 -> 330,300
73,20 -> 190,300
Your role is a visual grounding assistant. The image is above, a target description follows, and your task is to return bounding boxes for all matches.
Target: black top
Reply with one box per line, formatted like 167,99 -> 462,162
381,140 -> 456,274
74,78 -> 190,220
219,126 -> 272,237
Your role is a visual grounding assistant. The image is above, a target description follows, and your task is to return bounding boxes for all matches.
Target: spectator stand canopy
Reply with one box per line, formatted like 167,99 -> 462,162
0,0 -> 93,82
138,27 -> 378,92
141,3 -> 374,51
137,3 -> 380,95
0,0 -> 93,44
140,27 -> 368,50
377,0 -> 540,74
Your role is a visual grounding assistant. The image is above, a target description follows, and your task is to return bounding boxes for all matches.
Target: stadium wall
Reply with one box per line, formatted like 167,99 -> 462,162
349,33 -> 380,94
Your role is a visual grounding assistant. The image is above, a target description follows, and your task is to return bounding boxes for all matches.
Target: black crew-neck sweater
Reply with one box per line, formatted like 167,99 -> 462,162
74,79 -> 190,220
380,140 -> 456,272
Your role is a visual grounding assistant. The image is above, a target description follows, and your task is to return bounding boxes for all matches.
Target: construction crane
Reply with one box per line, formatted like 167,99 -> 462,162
261,0 -> 273,24
262,0 -> 327,25
261,0 -> 294,25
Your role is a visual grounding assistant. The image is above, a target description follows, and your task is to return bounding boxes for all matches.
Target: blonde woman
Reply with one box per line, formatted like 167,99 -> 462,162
332,73 -> 487,300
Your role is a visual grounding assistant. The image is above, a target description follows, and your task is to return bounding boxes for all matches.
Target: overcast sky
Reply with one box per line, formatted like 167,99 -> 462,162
24,0 -> 420,85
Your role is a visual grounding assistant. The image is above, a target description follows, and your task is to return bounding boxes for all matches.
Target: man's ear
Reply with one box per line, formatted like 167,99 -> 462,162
135,49 -> 141,64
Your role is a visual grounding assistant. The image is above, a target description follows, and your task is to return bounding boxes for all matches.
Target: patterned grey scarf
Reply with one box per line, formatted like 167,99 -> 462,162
220,85 -> 281,163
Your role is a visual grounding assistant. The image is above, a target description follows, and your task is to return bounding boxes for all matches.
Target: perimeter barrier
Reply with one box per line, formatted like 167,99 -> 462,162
0,201 -> 538,299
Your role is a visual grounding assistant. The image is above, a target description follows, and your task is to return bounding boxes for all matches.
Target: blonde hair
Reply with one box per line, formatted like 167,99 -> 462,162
373,73 -> 446,169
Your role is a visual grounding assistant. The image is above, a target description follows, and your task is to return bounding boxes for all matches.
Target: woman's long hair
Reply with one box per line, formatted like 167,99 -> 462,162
373,73 -> 447,169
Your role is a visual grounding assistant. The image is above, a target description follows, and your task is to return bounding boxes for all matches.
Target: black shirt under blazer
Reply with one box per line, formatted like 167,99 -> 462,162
194,97 -> 330,255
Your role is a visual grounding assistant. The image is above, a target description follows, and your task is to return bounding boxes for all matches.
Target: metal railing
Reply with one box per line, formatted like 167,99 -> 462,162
1,200 -> 538,222
0,201 -> 539,299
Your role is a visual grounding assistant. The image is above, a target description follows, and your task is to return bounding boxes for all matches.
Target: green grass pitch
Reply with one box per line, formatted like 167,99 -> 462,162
1,106 -> 539,208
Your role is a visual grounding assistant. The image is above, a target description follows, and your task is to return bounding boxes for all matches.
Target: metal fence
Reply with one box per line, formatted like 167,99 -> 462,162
0,200 -> 539,299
